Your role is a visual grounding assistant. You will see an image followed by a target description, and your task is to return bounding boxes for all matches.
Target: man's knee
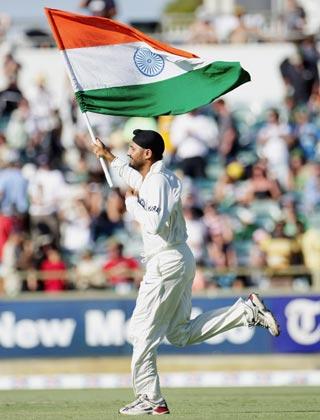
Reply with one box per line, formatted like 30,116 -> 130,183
166,333 -> 187,348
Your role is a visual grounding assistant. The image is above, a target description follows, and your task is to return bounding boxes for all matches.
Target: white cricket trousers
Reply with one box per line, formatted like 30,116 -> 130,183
128,243 -> 250,401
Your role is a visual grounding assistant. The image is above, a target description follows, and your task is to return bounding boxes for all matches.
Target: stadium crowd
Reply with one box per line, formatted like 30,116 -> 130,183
188,0 -> 309,44
0,3 -> 320,296
0,0 -> 314,48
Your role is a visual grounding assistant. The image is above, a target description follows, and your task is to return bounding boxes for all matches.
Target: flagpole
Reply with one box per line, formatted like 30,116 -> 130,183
57,50 -> 112,187
82,112 -> 113,188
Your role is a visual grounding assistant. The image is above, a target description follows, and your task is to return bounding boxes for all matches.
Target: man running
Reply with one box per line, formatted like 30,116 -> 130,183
92,129 -> 280,416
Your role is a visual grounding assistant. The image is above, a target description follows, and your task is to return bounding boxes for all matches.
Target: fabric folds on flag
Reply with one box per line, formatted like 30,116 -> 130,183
45,8 -> 251,117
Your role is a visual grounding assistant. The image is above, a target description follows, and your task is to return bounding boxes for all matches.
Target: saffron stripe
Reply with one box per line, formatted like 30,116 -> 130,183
44,8 -> 197,58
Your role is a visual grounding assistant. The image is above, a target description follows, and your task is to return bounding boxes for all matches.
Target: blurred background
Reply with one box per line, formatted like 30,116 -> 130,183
0,0 -> 319,390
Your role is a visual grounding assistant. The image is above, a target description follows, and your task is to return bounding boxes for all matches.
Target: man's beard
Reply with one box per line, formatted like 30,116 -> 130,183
129,159 -> 142,170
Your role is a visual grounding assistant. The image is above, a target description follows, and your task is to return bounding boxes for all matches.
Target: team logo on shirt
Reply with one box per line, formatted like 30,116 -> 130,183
138,197 -> 161,214
133,47 -> 165,77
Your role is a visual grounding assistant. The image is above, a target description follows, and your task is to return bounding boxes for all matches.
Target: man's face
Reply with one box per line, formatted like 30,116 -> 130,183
127,141 -> 147,170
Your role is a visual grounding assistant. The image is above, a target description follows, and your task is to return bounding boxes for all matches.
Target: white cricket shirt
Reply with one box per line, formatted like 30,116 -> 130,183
111,158 -> 188,258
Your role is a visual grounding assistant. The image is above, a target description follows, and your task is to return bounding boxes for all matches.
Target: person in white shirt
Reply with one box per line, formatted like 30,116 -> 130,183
257,109 -> 291,189
92,129 -> 280,416
170,111 -> 218,178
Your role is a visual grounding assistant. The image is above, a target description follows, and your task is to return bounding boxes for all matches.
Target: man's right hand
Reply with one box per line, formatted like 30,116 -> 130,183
92,138 -> 115,164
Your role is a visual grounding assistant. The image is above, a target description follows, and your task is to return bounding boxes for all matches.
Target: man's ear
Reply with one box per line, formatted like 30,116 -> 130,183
145,148 -> 153,160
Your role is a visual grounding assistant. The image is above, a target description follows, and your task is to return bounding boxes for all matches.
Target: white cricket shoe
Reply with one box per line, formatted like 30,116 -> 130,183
119,394 -> 170,416
246,293 -> 280,336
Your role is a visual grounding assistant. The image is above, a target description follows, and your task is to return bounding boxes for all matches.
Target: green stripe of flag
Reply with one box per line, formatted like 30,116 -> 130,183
75,61 -> 250,117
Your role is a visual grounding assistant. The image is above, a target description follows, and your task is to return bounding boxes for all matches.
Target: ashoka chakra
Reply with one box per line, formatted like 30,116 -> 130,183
134,47 -> 165,77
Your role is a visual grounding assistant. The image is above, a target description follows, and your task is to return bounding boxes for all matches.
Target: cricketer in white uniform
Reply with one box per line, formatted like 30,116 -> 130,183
93,129 -> 280,416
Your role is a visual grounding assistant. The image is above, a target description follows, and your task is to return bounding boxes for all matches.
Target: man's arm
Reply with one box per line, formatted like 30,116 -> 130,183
125,175 -> 170,235
92,138 -> 116,164
92,138 -> 143,190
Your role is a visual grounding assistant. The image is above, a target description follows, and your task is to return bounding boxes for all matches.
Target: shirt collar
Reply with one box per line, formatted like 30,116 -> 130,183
148,160 -> 164,175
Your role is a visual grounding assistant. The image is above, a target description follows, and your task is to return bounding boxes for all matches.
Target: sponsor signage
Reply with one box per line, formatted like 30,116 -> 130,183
0,296 -> 319,358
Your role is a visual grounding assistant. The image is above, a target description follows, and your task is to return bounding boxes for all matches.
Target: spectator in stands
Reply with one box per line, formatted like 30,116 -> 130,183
244,161 -> 281,203
280,51 -> 317,105
303,161 -> 320,213
28,74 -> 56,133
188,9 -> 218,44
74,249 -> 105,290
308,90 -> 320,120
103,240 -> 140,293
0,132 -> 10,166
228,5 -> 261,44
83,182 -> 103,221
3,53 -> 20,82
259,221 -> 301,272
283,0 -> 306,37
283,94 -> 297,125
45,109 -> 65,170
212,99 -> 241,163
59,196 -> 91,254
5,98 -> 34,154
40,246 -> 67,292
203,202 -> 234,246
170,110 -> 218,178
280,195 -> 306,238
292,106 -> 320,160
257,108 -> 291,189
299,36 -> 320,88
250,229 -> 268,269
183,205 -> 207,264
79,0 -> 117,19
287,150 -> 311,192
214,161 -> 245,205
1,231 -> 24,295
0,212 -> 15,263
28,157 -> 66,244
17,236 -> 38,292
0,56 -> 23,128
204,202 -> 237,286
0,150 -> 28,262
90,188 -> 125,242
0,149 -> 29,216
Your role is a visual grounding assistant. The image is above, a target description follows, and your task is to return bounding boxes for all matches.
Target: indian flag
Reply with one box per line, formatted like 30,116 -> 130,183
45,8 -> 250,117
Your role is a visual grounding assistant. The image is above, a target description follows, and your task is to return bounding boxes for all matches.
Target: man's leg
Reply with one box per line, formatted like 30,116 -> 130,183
166,256 -> 280,346
127,248 -> 195,402
166,289 -> 249,347
167,292 -> 280,347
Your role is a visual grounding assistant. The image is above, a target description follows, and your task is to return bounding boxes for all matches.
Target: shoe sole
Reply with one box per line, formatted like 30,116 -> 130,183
119,409 -> 152,416
119,407 -> 170,416
119,410 -> 169,416
249,293 -> 280,337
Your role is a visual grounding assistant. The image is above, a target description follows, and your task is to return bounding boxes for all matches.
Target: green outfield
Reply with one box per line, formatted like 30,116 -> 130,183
0,387 -> 319,419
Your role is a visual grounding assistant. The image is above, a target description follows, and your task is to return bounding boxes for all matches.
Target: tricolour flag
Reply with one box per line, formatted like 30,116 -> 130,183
45,8 -> 250,117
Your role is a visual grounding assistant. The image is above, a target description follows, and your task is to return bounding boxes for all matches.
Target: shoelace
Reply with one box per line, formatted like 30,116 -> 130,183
125,395 -> 148,409
253,312 -> 269,329
245,302 -> 269,330
245,302 -> 258,328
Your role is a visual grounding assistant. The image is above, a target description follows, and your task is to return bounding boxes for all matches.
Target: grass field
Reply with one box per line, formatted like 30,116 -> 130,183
0,387 -> 319,419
